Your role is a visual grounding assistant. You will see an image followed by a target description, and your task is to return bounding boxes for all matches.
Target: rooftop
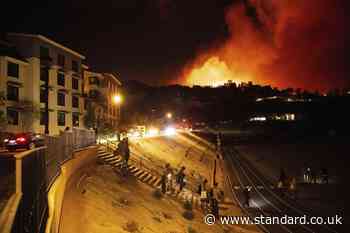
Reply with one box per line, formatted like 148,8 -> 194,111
7,33 -> 86,59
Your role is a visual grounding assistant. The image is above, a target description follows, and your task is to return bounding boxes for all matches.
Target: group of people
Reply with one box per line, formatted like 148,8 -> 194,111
197,179 -> 221,217
161,164 -> 187,194
277,168 -> 297,199
303,167 -> 329,184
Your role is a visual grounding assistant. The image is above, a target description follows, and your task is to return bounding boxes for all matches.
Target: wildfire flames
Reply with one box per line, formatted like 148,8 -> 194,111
186,57 -> 250,87
181,0 -> 346,91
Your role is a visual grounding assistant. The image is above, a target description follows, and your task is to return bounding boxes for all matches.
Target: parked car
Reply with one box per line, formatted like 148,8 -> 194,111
3,132 -> 45,152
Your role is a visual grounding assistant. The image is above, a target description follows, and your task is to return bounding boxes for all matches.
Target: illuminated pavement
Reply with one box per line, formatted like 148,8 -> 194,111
59,135 -> 261,233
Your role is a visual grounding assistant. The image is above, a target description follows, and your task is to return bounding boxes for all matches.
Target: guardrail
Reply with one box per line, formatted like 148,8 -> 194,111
101,140 -> 163,178
0,128 -> 96,233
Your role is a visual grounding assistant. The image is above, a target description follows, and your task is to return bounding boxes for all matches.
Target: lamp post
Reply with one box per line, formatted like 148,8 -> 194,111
113,94 -> 122,119
166,112 -> 172,119
113,94 -> 123,140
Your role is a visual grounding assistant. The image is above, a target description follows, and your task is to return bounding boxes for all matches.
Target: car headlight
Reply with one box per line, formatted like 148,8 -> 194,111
4,139 -> 9,143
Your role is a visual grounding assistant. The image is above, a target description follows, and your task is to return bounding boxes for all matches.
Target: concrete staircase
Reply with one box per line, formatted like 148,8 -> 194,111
97,146 -> 203,209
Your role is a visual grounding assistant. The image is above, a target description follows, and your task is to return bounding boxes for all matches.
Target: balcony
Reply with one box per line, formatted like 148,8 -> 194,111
40,56 -> 53,67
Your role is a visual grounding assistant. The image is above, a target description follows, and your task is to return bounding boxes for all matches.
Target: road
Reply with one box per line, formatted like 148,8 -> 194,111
223,146 -> 342,233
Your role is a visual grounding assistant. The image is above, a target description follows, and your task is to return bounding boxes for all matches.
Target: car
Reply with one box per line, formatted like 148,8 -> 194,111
4,132 -> 45,152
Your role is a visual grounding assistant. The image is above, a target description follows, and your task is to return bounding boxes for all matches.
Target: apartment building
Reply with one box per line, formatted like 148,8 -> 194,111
0,39 -> 31,133
3,33 -> 86,135
83,70 -> 122,130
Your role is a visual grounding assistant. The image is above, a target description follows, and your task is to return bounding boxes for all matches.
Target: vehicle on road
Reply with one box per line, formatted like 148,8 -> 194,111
3,132 -> 45,152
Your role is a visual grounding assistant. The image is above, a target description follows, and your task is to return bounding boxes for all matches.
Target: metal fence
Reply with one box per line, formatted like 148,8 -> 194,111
45,128 -> 96,188
0,128 -> 96,233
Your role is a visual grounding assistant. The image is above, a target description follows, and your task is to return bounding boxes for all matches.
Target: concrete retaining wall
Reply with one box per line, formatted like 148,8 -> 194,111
45,146 -> 98,233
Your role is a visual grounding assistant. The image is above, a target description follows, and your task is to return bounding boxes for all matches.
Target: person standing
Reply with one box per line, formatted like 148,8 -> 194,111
165,163 -> 173,193
279,168 -> 287,185
321,168 -> 329,184
243,187 -> 251,207
210,198 -> 219,217
176,166 -> 186,192
289,177 -> 297,200
124,137 -> 130,167
161,174 -> 167,194
277,180 -> 284,197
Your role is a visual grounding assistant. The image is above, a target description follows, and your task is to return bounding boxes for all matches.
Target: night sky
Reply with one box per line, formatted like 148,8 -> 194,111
2,0 -> 348,91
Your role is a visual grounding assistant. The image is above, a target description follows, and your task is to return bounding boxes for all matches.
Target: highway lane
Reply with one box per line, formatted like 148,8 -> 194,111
223,147 -> 340,233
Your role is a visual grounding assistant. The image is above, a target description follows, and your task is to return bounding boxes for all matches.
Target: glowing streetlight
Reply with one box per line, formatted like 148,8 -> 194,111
113,94 -> 122,104
166,112 -> 172,119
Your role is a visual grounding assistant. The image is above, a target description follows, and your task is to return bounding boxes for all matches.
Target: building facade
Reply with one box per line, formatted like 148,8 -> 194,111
2,33 -> 86,135
83,70 -> 122,130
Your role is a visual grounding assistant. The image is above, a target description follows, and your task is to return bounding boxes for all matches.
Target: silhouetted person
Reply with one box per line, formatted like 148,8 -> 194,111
161,174 -> 167,194
210,198 -> 219,217
243,187 -> 251,207
289,177 -> 297,200
321,168 -> 329,184
279,168 -> 287,185
310,170 -> 317,184
197,184 -> 202,195
277,180 -> 284,197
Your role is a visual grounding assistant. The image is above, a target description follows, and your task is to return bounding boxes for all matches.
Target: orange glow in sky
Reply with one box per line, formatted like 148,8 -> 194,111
185,56 -> 250,87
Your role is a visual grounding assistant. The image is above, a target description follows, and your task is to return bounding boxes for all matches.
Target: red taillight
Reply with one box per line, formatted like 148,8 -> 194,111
16,137 -> 26,142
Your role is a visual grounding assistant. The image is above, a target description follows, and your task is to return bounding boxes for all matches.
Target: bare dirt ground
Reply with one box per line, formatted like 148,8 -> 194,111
60,164 -> 259,233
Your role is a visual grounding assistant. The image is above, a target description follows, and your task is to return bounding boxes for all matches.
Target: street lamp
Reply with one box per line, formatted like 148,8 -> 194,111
113,94 -> 123,141
113,94 -> 122,104
166,112 -> 172,119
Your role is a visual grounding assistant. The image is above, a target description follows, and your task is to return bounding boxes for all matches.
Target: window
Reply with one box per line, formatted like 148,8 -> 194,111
40,46 -> 50,58
7,62 -> 19,78
40,67 -> 49,82
57,111 -> 65,126
72,95 -> 79,108
7,85 -> 19,101
72,60 -> 79,72
7,108 -> 19,125
57,72 -> 65,86
40,89 -> 46,103
58,54 -> 65,67
40,111 -> 46,125
72,78 -> 79,90
72,112 -> 79,127
57,92 -> 65,106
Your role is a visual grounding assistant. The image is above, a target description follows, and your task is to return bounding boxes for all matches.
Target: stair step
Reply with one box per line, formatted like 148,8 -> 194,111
129,167 -> 139,173
104,156 -> 119,162
139,173 -> 150,181
144,174 -> 153,183
135,170 -> 145,177
149,177 -> 159,186
99,154 -> 114,160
